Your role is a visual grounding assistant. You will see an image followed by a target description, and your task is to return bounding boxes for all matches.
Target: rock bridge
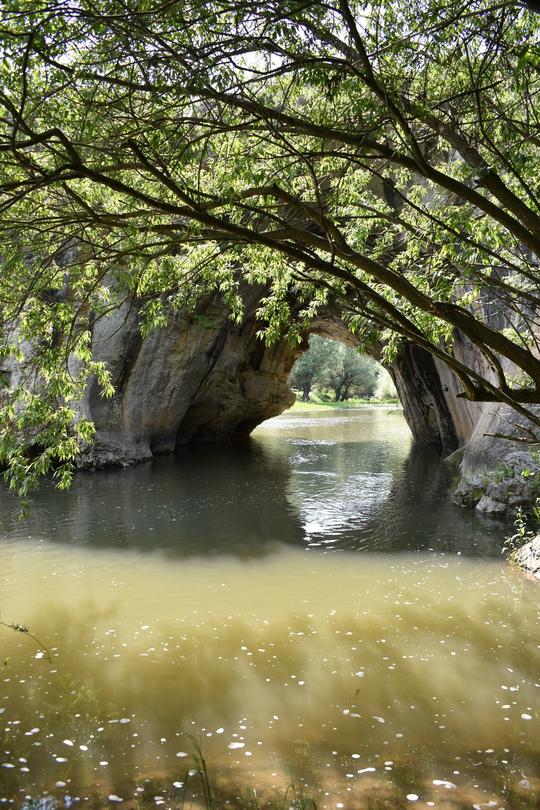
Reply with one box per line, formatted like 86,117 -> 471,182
81,286 -> 524,478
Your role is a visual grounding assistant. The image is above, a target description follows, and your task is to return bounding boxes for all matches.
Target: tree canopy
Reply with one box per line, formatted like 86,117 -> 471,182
325,346 -> 380,401
289,336 -> 337,401
1,0 -> 540,490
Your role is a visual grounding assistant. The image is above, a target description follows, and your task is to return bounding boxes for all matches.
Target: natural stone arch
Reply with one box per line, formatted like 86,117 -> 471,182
80,289 -> 470,468
300,315 -> 462,453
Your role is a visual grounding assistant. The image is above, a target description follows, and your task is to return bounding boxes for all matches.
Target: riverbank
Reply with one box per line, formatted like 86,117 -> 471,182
288,397 -> 400,411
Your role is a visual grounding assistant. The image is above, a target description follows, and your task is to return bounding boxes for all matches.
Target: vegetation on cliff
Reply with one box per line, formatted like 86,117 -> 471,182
1,0 -> 540,491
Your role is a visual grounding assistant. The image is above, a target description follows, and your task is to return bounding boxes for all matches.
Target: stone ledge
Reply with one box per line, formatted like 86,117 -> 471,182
453,451 -> 540,516
512,535 -> 540,581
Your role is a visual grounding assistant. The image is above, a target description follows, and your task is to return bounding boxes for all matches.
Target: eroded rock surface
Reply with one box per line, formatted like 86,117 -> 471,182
453,451 -> 540,516
79,288 -> 298,467
512,535 -> 540,580
389,343 -> 459,452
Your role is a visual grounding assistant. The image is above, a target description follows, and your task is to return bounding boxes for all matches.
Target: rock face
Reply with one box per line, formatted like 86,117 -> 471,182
512,535 -> 540,581
453,450 -> 540,516
389,343 -> 459,452
79,288 -> 298,467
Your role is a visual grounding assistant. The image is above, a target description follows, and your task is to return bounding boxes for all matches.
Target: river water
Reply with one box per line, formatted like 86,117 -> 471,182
0,407 -> 538,809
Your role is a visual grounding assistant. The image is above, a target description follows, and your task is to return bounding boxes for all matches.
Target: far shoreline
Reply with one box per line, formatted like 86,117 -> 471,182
287,397 -> 401,412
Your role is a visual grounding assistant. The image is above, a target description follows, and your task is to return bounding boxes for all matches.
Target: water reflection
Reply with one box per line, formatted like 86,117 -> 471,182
0,551 -> 539,808
256,408 -> 509,555
0,441 -> 304,558
0,406 -> 536,808
0,408 -> 510,558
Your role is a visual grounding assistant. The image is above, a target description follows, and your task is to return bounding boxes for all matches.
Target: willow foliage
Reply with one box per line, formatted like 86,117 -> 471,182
0,0 -> 540,490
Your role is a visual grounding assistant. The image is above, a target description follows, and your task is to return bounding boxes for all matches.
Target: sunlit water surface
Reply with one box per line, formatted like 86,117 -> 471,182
0,407 -> 538,809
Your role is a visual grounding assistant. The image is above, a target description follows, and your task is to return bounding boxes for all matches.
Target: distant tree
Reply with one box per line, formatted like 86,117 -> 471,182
375,368 -> 398,401
324,348 -> 380,401
289,336 -> 336,401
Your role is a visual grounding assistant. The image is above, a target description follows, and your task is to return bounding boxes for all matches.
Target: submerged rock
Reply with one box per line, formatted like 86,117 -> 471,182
476,495 -> 507,515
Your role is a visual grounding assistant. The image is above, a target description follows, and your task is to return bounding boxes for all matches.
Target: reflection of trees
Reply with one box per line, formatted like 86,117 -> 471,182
356,444 -> 510,555
0,442 -> 304,558
3,593 -> 540,807
0,409 -> 509,557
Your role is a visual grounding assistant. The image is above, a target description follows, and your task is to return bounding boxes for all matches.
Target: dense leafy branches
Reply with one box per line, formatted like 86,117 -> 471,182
0,0 -> 540,488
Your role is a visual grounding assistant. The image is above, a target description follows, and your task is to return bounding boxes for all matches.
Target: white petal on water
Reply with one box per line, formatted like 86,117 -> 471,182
108,795 -> 123,802
63,740 -> 74,747
406,795 -> 419,802
175,752 -> 188,758
228,742 -> 245,750
521,713 -> 533,720
372,716 -> 385,724
432,780 -> 456,789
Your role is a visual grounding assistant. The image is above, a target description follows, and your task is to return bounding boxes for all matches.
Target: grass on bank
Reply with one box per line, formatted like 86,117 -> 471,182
288,394 -> 400,411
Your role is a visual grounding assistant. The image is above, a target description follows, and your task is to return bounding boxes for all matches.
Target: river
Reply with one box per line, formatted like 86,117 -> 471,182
0,407 -> 538,809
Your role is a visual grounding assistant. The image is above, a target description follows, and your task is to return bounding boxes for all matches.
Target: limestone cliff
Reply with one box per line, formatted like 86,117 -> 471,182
79,288 -> 297,468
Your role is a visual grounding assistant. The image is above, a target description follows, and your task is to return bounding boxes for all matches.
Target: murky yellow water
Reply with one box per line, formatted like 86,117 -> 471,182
0,409 -> 538,808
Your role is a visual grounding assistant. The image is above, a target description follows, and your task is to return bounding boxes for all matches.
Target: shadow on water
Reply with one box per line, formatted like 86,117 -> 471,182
0,407 -> 511,558
0,441 -> 305,558
0,408 -> 537,807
